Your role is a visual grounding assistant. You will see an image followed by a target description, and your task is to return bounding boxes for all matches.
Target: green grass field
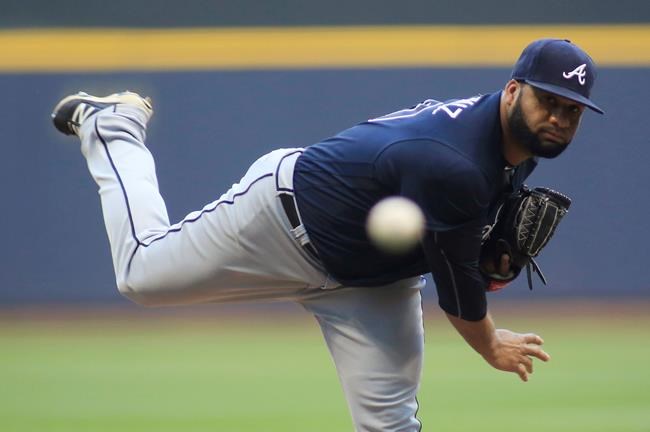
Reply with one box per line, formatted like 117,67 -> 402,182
2,301 -> 649,432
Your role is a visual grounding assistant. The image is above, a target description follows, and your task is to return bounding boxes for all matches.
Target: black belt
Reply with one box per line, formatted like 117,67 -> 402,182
279,193 -> 321,262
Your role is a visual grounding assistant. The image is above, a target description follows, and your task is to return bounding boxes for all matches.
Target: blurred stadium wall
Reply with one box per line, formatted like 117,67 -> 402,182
1,1 -> 649,303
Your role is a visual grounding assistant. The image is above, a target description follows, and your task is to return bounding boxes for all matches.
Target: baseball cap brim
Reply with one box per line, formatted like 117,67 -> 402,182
523,79 -> 604,114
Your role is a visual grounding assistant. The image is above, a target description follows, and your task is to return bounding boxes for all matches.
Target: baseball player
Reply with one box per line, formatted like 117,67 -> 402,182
51,39 -> 602,431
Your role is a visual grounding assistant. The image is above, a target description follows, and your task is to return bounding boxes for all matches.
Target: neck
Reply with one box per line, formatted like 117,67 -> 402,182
499,92 -> 532,166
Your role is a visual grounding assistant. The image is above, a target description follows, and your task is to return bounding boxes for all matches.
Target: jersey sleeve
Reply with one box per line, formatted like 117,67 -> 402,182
375,139 -> 491,320
422,223 -> 488,321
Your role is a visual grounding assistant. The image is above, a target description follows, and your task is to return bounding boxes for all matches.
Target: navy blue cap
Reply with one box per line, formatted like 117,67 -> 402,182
511,39 -> 603,114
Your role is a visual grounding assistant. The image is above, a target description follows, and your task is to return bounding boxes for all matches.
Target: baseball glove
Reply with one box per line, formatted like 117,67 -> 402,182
480,186 -> 572,292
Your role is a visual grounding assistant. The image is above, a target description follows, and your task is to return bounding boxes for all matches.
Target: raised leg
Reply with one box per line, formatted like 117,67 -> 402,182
53,93 -> 328,306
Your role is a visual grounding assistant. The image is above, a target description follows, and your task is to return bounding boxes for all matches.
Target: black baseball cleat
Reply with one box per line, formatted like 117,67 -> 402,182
51,91 -> 153,136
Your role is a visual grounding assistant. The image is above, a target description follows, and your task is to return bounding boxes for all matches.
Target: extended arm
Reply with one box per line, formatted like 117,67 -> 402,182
424,227 -> 551,381
445,311 -> 550,381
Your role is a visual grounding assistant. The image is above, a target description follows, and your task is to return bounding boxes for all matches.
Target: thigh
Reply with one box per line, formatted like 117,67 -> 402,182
300,277 -> 426,432
122,149 -> 328,306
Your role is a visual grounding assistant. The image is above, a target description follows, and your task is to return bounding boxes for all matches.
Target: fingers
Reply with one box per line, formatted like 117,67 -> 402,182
517,337 -> 550,382
520,355 -> 533,374
514,342 -> 550,382
517,363 -> 528,382
495,330 -> 550,381
499,254 -> 511,276
520,333 -> 551,361
524,344 -> 551,362
523,333 -> 544,345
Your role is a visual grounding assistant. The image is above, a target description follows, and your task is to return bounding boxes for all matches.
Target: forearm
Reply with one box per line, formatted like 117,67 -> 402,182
445,311 -> 497,361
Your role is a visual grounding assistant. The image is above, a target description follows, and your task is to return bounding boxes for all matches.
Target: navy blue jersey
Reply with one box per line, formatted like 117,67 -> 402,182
293,91 -> 536,320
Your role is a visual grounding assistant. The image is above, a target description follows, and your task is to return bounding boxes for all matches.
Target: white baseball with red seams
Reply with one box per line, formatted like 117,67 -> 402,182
366,196 -> 425,254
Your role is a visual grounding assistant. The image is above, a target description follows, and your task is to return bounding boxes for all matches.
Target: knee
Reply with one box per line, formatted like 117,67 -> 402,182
116,282 -> 159,307
116,275 -> 168,307
116,269 -> 211,307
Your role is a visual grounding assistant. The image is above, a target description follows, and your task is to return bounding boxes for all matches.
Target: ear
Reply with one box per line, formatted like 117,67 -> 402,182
503,79 -> 521,106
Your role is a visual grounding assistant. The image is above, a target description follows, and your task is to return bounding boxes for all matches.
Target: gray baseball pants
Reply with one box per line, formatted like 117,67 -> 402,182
77,103 -> 425,431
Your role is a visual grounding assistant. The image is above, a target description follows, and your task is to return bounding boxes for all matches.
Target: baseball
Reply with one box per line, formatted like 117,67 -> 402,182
366,196 -> 425,254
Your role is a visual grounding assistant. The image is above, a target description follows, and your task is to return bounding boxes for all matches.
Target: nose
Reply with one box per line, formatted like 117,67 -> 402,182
549,109 -> 570,129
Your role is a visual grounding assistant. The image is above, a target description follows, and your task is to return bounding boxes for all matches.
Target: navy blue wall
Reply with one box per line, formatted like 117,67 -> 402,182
1,67 -> 649,303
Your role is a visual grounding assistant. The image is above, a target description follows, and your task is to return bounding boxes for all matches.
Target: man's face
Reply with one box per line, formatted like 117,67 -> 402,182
508,83 -> 585,159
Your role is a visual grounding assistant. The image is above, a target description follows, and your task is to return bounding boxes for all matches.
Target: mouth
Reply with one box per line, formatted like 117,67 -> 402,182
540,129 -> 566,143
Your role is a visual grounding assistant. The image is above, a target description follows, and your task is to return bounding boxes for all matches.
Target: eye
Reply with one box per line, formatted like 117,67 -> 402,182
565,104 -> 585,117
545,95 -> 557,106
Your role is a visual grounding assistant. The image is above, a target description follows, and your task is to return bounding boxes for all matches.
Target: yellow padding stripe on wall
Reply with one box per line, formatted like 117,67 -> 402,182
1,25 -> 649,72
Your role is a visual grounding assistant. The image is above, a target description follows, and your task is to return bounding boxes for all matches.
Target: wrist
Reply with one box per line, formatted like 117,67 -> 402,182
482,331 -> 501,363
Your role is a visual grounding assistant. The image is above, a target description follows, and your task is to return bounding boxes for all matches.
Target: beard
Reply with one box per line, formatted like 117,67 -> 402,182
508,97 -> 570,159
